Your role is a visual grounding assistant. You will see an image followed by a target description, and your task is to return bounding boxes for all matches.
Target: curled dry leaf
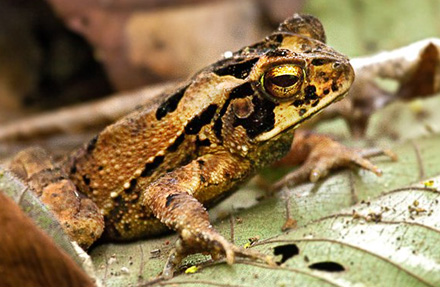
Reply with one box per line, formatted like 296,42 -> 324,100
46,0 -> 264,90
0,82 -> 176,144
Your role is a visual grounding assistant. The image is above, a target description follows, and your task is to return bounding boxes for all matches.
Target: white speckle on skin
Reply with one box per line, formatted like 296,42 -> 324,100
223,51 -> 233,59
134,169 -> 142,177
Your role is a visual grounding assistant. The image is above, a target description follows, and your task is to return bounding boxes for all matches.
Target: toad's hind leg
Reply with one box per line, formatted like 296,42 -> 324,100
8,147 -> 104,249
141,153 -> 273,278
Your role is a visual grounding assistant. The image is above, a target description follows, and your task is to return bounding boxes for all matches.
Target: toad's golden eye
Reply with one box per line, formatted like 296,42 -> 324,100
261,64 -> 304,100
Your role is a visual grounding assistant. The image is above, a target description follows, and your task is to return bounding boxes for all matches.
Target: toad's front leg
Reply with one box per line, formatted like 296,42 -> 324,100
141,152 -> 272,278
271,130 -> 397,191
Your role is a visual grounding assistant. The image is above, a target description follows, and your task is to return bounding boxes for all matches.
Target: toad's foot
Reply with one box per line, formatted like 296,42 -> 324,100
162,230 -> 273,279
272,131 -> 397,192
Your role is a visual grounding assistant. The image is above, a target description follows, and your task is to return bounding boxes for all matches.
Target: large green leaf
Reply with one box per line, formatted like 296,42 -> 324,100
87,88 -> 440,286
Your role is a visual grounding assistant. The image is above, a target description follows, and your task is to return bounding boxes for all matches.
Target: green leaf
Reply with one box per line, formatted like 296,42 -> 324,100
88,89 -> 440,286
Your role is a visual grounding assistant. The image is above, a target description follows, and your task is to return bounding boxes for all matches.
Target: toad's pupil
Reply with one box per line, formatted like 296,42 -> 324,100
269,74 -> 299,87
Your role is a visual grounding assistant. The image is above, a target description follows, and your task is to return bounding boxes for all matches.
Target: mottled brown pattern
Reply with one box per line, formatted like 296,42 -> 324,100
8,14 -> 355,276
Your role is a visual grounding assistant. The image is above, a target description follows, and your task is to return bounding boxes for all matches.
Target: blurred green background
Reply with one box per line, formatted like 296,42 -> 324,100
305,0 -> 440,56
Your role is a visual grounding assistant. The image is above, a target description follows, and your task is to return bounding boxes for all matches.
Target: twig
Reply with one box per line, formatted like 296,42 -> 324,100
0,81 -> 176,141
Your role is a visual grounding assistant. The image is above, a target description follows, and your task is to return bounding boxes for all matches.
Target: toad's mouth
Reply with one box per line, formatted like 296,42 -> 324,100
255,90 -> 350,142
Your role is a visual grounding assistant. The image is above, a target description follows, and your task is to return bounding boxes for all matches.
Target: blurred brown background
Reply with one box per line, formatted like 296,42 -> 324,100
0,0 -> 301,122
0,0 -> 438,123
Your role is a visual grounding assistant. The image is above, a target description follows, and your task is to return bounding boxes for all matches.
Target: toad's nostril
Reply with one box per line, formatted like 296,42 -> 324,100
332,62 -> 341,69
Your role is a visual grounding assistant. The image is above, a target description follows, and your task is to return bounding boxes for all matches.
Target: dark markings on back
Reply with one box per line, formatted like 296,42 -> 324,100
331,82 -> 339,92
271,34 -> 285,45
155,85 -> 188,120
167,133 -> 185,152
109,195 -> 128,227
311,58 -> 329,66
214,82 -> 255,141
125,178 -> 137,193
130,195 -> 140,204
141,156 -> 164,177
265,49 -> 290,58
213,58 -> 259,80
195,137 -> 211,147
238,34 -> 284,56
86,135 -> 98,153
82,175 -> 90,186
234,95 -> 276,138
185,104 -> 218,135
